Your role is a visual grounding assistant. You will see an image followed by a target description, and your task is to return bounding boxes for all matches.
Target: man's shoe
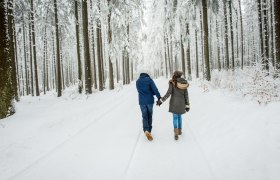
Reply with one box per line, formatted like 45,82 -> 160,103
145,131 -> 153,141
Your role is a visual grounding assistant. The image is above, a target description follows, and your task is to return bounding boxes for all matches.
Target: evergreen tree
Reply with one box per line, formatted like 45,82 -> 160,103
82,0 -> 92,94
75,0 -> 82,93
0,0 -> 14,119
202,0 -> 211,81
108,0 -> 114,90
7,0 -> 19,101
238,0 -> 244,69
228,0 -> 235,69
30,0 -> 39,96
223,0 -> 230,70
186,23 -> 192,80
54,0 -> 62,97
275,0 -> 280,69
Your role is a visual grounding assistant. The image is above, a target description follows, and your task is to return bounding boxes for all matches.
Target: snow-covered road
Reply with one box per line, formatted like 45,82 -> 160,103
1,78 -> 280,180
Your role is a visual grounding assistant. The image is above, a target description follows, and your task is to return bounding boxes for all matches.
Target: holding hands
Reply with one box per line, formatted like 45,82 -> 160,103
156,98 -> 163,106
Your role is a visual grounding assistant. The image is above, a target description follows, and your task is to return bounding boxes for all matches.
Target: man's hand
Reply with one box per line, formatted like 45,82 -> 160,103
156,98 -> 162,106
185,105 -> 190,112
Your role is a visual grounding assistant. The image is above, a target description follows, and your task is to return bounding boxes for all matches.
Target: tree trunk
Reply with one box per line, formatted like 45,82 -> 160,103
166,34 -> 172,76
202,0 -> 211,81
60,36 -> 65,90
275,0 -> 280,69
122,51 -> 126,85
131,60 -> 134,80
101,29 -> 105,86
186,23 -> 192,80
29,14 -> 34,96
126,23 -> 130,84
238,0 -> 244,69
263,0 -> 269,71
195,30 -> 199,78
30,0 -> 39,96
235,10 -> 239,67
228,0 -> 235,69
82,0 -> 92,94
22,16 -> 29,95
13,19 -> 20,99
88,0 -> 97,89
54,0 -> 62,96
164,34 -> 168,77
180,36 -> 186,77
258,0 -> 264,61
200,8 -> 205,78
126,53 -> 130,83
52,32 -> 57,91
270,0 -> 275,66
92,31 -> 97,89
97,23 -> 103,91
100,28 -> 105,87
223,0 -> 230,70
216,18 -> 221,71
20,65 -> 24,96
116,58 -> 119,83
46,40 -> 49,92
43,26 -> 47,94
0,0 -> 14,118
169,35 -> 174,74
7,0 -> 18,101
108,0 -> 114,90
75,0 -> 83,93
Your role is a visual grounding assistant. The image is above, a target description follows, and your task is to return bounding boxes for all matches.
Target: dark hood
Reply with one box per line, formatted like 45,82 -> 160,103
139,73 -> 150,78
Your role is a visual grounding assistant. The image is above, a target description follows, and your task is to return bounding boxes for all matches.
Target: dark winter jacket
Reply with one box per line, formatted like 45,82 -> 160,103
136,73 -> 161,105
161,78 -> 190,114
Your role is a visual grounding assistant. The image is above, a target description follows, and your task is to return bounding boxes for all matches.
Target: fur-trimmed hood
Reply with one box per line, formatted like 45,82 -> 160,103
169,78 -> 189,90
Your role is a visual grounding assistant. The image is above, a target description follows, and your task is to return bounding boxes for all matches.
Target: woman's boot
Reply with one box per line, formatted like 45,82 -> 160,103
174,128 -> 179,140
178,128 -> 182,135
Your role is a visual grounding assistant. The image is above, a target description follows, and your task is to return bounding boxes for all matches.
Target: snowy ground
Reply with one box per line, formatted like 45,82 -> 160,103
1,78 -> 280,180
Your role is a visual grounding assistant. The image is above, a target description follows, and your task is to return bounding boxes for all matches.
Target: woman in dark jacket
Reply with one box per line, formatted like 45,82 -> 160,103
158,71 -> 190,140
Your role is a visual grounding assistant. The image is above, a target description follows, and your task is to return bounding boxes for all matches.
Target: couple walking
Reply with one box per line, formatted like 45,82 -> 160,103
136,70 -> 190,141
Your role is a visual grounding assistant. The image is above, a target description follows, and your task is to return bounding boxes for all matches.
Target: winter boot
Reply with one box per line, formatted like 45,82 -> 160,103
178,128 -> 182,135
145,131 -> 153,141
174,128 -> 179,140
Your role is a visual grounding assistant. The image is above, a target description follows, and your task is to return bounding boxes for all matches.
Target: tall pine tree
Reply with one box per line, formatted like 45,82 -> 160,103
0,0 -> 14,118
82,0 -> 92,94
54,0 -> 62,97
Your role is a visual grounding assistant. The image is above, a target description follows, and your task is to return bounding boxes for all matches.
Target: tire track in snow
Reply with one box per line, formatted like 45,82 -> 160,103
0,88 -> 128,153
185,121 -> 218,180
7,91 -> 131,180
116,90 -> 143,180
120,129 -> 142,180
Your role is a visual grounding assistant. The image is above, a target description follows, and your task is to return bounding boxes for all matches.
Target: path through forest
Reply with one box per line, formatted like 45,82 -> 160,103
0,79 -> 280,180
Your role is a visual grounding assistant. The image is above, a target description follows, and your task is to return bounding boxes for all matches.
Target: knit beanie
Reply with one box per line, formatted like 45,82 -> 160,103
173,71 -> 183,78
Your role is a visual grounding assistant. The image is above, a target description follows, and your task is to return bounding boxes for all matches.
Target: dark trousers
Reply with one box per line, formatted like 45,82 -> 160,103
140,104 -> 153,133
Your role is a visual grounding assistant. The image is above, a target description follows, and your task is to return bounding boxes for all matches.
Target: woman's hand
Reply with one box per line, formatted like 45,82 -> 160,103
185,105 -> 190,112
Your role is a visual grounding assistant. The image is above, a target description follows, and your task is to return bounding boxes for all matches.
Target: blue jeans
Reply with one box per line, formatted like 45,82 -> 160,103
173,113 -> 182,129
140,104 -> 154,132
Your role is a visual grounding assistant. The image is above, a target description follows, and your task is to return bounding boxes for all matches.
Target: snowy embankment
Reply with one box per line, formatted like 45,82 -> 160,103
0,78 -> 280,180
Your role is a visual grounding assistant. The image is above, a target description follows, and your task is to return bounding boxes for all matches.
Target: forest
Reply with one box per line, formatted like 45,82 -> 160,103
0,0 -> 280,119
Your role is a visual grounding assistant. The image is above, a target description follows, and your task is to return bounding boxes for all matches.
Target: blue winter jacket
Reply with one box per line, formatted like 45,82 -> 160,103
136,73 -> 161,105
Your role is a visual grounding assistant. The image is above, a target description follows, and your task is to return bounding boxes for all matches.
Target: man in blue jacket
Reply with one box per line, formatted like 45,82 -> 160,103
136,73 -> 161,141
